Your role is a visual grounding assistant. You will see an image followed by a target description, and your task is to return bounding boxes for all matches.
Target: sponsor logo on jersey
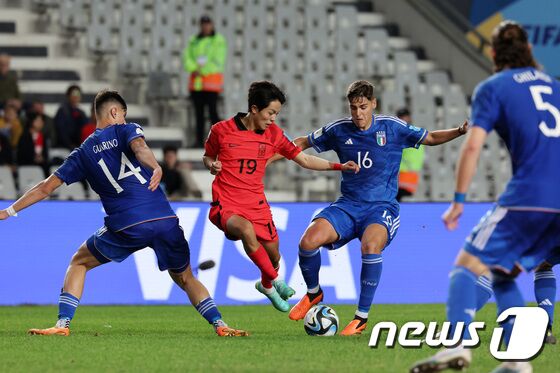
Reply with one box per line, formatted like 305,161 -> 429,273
345,138 -> 353,145
376,131 -> 386,146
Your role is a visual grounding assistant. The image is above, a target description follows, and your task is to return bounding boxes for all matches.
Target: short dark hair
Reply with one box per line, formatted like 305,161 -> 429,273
163,145 -> 178,154
346,80 -> 375,102
66,84 -> 81,97
94,89 -> 127,117
396,108 -> 410,118
492,20 -> 537,72
247,81 -> 286,112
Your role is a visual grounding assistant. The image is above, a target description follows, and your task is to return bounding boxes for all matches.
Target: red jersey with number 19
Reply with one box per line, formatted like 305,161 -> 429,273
204,113 -> 301,210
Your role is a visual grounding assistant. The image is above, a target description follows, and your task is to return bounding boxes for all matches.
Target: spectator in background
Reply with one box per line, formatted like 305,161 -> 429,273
54,85 -> 88,149
28,100 -> 57,146
17,113 -> 50,176
81,102 -> 96,143
396,108 -> 425,201
0,53 -> 22,110
0,103 -> 23,148
160,145 -> 202,200
183,15 -> 227,147
0,131 -> 14,167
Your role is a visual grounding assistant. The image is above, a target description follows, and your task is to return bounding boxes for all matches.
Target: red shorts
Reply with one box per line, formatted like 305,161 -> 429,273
209,200 -> 278,242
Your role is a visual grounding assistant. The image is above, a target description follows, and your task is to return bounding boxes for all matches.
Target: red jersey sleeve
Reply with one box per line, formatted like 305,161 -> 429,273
273,125 -> 302,160
204,125 -> 220,157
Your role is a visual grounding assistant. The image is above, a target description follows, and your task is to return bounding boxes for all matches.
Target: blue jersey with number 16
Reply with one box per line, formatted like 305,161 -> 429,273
307,115 -> 427,203
54,123 -> 175,231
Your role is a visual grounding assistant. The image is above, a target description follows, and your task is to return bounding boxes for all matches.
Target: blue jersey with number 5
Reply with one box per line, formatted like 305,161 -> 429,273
471,67 -> 560,211
307,115 -> 427,203
54,123 -> 175,231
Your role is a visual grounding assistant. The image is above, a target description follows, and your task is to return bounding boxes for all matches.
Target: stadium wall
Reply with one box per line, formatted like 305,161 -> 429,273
0,201 -> 550,306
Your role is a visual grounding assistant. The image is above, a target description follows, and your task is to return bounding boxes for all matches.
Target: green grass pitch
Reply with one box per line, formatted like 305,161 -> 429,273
0,304 -> 556,372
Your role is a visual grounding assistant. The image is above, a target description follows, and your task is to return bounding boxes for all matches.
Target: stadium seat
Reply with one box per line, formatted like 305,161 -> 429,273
118,0 -> 146,76
149,0 -> 179,73
88,0 -> 116,54
363,28 -> 390,77
189,170 -> 215,201
380,89 -> 405,115
334,4 -> 359,94
443,87 -> 468,128
411,89 -> 437,130
17,166 -> 44,196
393,50 -> 420,96
424,70 -> 450,97
59,0 -> 86,32
0,166 -> 17,200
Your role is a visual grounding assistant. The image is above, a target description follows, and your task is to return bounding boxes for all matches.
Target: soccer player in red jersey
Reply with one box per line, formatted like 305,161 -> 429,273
203,81 -> 359,311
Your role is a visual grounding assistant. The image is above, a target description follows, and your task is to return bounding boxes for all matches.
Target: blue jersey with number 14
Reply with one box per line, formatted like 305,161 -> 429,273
54,123 -> 175,231
307,115 -> 427,203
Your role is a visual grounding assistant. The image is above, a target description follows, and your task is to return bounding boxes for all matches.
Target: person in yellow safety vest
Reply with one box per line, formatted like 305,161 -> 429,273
396,108 -> 425,201
183,15 -> 227,147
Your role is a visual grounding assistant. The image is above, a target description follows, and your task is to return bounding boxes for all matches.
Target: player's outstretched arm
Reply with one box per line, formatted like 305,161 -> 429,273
442,126 -> 487,230
266,136 -> 310,165
130,137 -> 162,192
0,174 -> 63,220
422,120 -> 469,146
292,152 -> 359,173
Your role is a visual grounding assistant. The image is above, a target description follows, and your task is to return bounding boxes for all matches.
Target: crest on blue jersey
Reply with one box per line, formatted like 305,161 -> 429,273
376,131 -> 386,146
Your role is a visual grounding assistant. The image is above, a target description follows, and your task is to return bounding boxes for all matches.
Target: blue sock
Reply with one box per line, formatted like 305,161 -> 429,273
447,266 -> 477,340
357,254 -> 383,315
492,274 -> 525,346
534,270 -> 556,328
475,275 -> 493,311
58,292 -> 80,321
299,247 -> 321,291
195,297 -> 222,324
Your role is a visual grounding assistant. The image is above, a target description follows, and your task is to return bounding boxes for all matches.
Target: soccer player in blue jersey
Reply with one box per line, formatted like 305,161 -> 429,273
0,90 -> 248,337
284,80 -> 468,335
410,21 -> 560,373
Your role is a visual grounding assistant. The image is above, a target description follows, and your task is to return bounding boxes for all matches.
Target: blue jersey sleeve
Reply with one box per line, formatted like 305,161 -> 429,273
307,126 -> 334,153
471,81 -> 499,132
122,123 -> 145,147
54,148 -> 86,185
394,120 -> 427,149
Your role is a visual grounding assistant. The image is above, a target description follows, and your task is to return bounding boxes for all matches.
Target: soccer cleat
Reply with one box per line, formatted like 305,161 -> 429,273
288,290 -> 324,320
489,361 -> 532,373
215,326 -> 249,337
272,279 -> 296,300
255,281 -> 290,312
28,327 -> 70,336
340,317 -> 367,336
545,327 -> 557,344
409,347 -> 471,373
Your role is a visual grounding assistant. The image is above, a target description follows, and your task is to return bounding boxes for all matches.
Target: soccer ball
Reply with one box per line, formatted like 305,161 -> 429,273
304,305 -> 339,336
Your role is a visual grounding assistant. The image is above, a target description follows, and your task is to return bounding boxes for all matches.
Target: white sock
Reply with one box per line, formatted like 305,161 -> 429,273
307,285 -> 320,294
355,310 -> 368,319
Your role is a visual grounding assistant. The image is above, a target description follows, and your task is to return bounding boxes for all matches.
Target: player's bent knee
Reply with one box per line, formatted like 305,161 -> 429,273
361,242 -> 383,255
299,233 -> 323,251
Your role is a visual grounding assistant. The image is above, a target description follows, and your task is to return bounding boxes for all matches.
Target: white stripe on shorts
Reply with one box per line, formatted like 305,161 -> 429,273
471,207 -> 508,250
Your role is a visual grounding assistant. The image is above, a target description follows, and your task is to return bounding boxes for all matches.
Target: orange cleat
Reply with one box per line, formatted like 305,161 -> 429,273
28,327 -> 70,336
288,291 -> 323,321
340,318 -> 367,336
215,326 -> 249,337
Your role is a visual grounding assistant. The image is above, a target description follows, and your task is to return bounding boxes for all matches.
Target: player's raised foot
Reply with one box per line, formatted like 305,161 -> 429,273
272,279 -> 295,300
255,281 -> 290,312
28,318 -> 70,336
340,316 -> 367,336
489,361 -> 532,373
409,347 -> 471,373
288,289 -> 323,320
545,326 -> 557,344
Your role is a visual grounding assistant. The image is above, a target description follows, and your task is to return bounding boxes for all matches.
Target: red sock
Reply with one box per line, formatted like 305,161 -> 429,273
248,246 -> 278,288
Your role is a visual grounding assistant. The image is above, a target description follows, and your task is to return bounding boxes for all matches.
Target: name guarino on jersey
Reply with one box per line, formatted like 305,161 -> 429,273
93,139 -> 118,153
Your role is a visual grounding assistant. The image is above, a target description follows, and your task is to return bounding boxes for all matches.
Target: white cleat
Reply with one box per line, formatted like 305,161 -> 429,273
410,347 -> 471,373
489,361 -> 532,373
